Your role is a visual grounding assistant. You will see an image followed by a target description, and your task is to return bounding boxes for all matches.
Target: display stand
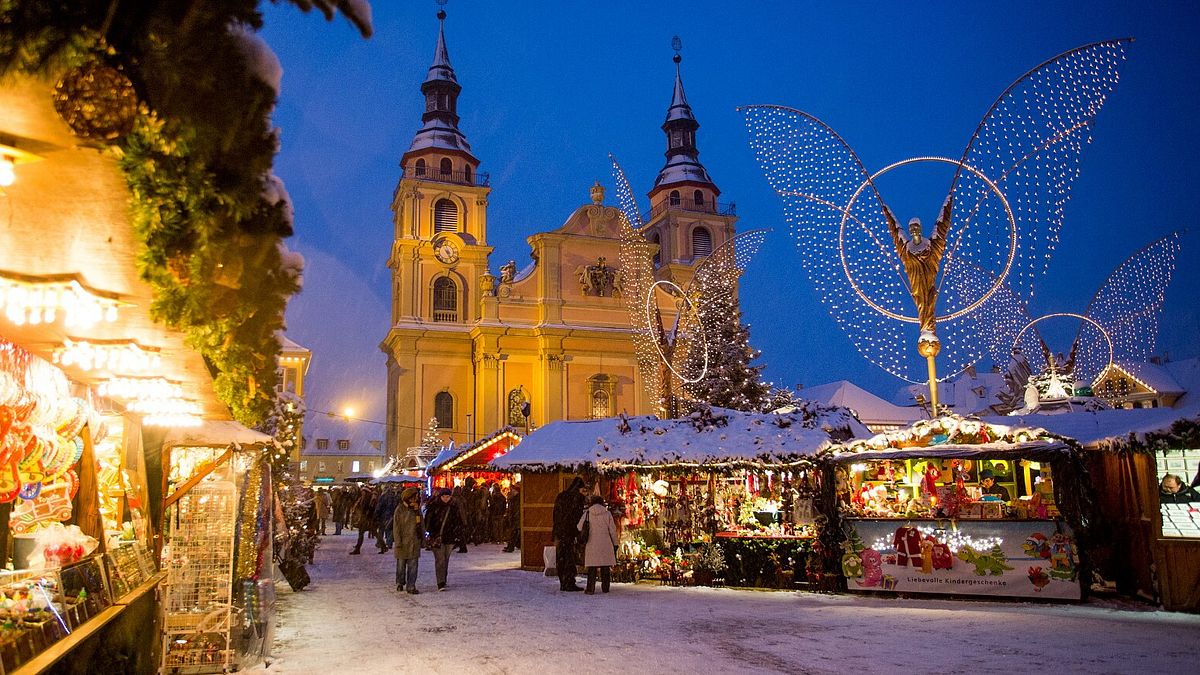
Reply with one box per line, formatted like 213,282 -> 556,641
160,479 -> 238,674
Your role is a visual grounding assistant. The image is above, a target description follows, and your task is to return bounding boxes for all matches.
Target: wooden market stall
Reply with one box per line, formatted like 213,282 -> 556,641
491,405 -> 865,589
426,427 -> 522,490
829,416 -> 1093,601
1000,407 -> 1200,612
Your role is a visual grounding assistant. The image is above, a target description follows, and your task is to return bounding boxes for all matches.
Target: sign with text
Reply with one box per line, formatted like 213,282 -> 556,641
841,518 -> 1081,600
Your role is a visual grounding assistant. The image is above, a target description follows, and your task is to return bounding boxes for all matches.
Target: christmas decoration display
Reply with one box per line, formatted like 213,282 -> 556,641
740,40 -> 1130,400
0,1 -> 370,426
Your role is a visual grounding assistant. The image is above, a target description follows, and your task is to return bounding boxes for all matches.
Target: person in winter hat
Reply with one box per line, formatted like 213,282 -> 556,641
393,487 -> 424,593
578,495 -> 619,594
552,476 -> 589,591
423,488 -> 465,591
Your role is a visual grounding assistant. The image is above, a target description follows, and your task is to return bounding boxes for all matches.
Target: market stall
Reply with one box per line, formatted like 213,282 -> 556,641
426,428 -> 521,490
155,424 -> 277,673
491,405 -> 865,589
831,416 -> 1091,601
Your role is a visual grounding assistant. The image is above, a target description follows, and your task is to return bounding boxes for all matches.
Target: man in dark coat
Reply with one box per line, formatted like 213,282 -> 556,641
349,487 -> 376,555
374,486 -> 401,553
424,488 -> 465,591
552,476 -> 589,592
502,485 -> 521,552
488,483 -> 508,542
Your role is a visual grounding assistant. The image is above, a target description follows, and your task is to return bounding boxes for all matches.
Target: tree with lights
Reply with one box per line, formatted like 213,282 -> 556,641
422,417 -> 442,449
684,288 -> 770,413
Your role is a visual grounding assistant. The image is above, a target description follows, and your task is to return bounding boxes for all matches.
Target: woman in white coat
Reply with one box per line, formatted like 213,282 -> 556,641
577,495 -> 619,594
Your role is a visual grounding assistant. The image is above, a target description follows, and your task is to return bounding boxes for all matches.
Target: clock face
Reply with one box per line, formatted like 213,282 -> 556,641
434,237 -> 459,264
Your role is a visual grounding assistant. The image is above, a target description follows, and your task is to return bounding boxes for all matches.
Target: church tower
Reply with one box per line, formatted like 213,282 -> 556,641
641,40 -> 736,287
382,6 -> 492,454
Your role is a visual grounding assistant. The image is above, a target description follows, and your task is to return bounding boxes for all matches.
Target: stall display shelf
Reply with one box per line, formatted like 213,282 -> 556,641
160,480 -> 237,674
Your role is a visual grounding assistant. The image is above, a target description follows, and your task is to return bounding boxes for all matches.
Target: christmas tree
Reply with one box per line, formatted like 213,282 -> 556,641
683,288 -> 771,412
422,417 -> 443,449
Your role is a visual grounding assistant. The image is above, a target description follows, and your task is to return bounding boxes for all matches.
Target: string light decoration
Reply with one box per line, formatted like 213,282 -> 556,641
53,338 -> 163,374
96,376 -> 184,402
740,40 -> 1130,384
972,231 -> 1181,387
0,272 -> 124,327
610,155 -> 769,416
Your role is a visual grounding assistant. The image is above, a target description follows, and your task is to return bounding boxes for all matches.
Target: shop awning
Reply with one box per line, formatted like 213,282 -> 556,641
830,440 -> 1073,463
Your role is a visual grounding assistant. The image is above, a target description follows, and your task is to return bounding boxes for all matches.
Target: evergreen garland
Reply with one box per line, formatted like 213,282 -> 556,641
0,1 -> 368,426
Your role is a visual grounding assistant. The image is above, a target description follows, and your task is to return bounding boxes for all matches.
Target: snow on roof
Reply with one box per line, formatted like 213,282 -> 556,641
159,420 -> 274,449
892,371 -> 1006,415
1110,361 -> 1185,395
803,380 -> 922,424
492,406 -> 863,473
987,406 -> 1200,449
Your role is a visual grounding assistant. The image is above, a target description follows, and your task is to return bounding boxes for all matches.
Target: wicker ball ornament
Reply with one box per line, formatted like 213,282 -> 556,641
52,62 -> 138,142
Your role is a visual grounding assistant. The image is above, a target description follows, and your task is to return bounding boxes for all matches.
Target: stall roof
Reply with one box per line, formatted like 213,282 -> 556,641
802,380 -> 923,425
831,440 -> 1072,462
428,428 -> 521,473
492,405 -> 863,473
159,420 -> 274,449
987,407 -> 1200,450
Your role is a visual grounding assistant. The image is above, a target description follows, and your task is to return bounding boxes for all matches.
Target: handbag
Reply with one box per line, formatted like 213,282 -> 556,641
580,510 -> 591,545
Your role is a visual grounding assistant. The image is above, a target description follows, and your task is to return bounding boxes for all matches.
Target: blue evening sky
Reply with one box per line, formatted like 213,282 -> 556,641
262,1 -> 1200,426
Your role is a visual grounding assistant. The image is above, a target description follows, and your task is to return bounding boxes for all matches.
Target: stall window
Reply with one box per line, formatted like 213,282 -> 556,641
1156,448 -> 1200,538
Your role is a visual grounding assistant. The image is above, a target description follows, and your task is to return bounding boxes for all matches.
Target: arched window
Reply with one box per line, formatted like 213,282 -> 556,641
588,374 -> 615,419
669,190 -> 681,206
434,392 -> 453,428
432,276 -> 458,322
649,232 -> 661,267
439,157 -> 453,176
693,190 -> 705,207
671,129 -> 683,148
508,389 -> 528,427
433,198 -> 458,233
463,164 -> 472,184
692,227 -> 713,258
415,158 -> 426,176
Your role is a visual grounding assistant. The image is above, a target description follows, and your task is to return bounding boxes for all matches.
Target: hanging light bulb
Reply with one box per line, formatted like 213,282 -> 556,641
0,154 -> 15,187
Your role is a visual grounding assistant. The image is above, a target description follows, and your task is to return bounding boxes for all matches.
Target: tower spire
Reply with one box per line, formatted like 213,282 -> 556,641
651,36 -> 716,195
404,1 -> 476,162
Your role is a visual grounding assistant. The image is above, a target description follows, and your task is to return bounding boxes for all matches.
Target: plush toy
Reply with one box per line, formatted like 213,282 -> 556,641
919,538 -> 935,574
859,549 -> 883,587
841,547 -> 864,579
931,540 -> 953,570
922,465 -> 941,500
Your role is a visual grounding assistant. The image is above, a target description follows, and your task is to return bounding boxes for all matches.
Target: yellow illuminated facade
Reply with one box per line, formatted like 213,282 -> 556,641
382,14 -> 737,452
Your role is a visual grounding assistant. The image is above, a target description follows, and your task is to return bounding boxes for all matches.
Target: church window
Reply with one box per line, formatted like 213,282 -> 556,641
669,190 -> 680,206
440,158 -> 453,176
671,129 -> 683,148
693,190 -> 705,207
588,374 -> 615,419
434,199 -> 458,232
415,158 -> 426,176
434,392 -> 454,428
649,232 -> 661,267
508,389 -> 528,428
463,165 -> 472,184
692,227 -> 713,258
432,277 -> 458,322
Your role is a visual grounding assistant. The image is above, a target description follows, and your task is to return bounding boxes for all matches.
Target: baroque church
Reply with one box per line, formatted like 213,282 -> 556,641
381,10 -> 738,453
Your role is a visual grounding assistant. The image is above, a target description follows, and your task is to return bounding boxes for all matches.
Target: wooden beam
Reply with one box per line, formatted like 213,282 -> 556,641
75,425 -> 107,556
162,446 -> 233,511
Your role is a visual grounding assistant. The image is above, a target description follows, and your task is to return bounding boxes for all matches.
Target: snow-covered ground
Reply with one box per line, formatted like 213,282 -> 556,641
253,534 -> 1200,675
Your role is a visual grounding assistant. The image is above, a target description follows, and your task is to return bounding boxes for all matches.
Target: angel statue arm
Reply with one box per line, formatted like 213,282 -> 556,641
928,195 -> 953,261
883,204 -> 905,251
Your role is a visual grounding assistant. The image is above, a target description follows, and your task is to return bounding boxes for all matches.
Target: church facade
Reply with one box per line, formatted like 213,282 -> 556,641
381,11 -> 738,453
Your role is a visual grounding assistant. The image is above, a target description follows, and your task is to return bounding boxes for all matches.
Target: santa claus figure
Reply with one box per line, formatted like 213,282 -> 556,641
893,525 -> 923,567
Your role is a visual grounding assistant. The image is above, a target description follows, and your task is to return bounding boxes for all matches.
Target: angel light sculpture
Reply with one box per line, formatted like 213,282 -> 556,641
741,40 -> 1131,412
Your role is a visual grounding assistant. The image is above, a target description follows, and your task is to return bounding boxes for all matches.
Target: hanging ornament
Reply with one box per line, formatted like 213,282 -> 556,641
52,60 -> 138,142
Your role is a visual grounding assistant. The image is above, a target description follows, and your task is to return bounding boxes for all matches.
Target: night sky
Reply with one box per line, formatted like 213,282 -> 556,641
261,1 -> 1200,429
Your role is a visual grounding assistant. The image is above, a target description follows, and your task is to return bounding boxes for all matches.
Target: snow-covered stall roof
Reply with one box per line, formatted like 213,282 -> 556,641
832,415 -> 1071,462
492,405 -> 866,474
427,427 -> 521,473
987,407 -> 1200,450
159,420 -> 274,449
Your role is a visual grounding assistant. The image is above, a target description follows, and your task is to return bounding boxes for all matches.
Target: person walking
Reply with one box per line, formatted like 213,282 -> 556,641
332,488 -> 349,535
551,476 -> 588,592
393,487 -> 424,594
350,487 -> 376,555
451,483 -> 470,553
314,488 -> 330,535
578,495 -> 619,595
375,485 -> 400,553
502,484 -> 521,553
423,488 -> 465,591
488,482 -> 507,542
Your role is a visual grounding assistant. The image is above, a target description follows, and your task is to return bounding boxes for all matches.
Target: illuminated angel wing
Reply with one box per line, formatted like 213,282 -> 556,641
741,104 -> 928,381
1077,231 -> 1181,381
611,155 -> 664,410
945,262 -> 1036,371
939,39 -> 1132,316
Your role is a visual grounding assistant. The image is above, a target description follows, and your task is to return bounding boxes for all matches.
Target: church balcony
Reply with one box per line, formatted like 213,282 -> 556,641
641,199 -> 736,223
400,165 -> 490,187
